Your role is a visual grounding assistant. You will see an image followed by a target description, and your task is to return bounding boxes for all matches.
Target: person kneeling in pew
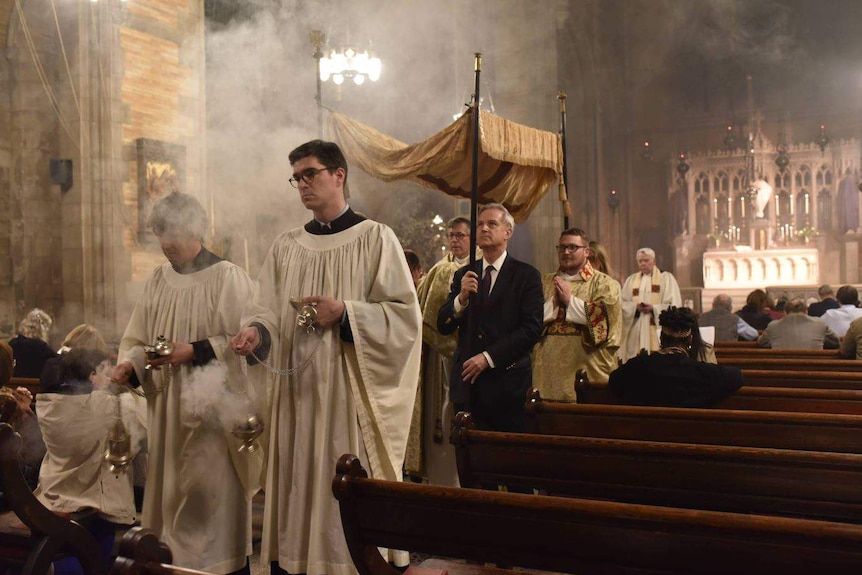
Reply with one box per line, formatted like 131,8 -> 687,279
609,306 -> 743,407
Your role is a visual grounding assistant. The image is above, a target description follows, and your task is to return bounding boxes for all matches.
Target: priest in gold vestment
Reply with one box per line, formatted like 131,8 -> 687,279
532,228 -> 621,401
405,217 -> 479,486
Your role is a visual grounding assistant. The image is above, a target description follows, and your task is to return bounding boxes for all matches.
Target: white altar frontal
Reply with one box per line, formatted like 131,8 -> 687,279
702,247 -> 819,305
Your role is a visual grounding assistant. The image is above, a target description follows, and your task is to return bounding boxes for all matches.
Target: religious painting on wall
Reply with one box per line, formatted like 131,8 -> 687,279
136,138 -> 186,243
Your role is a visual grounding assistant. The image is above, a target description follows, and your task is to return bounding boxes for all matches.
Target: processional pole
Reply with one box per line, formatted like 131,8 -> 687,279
558,91 -> 571,230
311,30 -> 325,138
468,53 -> 482,269
467,52 -> 482,356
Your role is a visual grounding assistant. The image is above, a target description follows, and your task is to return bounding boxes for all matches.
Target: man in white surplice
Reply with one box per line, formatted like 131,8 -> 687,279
112,192 -> 267,575
232,140 -> 422,575
619,247 -> 682,362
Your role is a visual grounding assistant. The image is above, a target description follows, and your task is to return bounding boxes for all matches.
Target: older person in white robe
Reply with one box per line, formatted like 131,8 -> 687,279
232,140 -> 421,575
620,247 -> 681,362
112,192 -> 266,575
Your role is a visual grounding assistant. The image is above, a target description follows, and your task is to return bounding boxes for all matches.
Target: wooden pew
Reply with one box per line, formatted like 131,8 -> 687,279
9,378 -> 40,395
0,424 -> 106,575
452,411 -> 862,523
715,347 -> 842,359
524,389 -> 862,453
332,453 -> 862,575
576,378 -> 862,414
741,369 -> 862,389
111,527 -> 215,575
719,357 -> 862,372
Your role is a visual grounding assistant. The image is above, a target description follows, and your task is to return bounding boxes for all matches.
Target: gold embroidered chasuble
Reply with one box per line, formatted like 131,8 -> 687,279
532,263 -> 622,400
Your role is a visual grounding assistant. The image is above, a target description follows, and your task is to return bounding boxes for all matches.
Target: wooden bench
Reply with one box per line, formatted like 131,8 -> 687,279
524,389 -> 862,453
111,527 -> 215,575
0,423 -> 106,575
718,357 -> 862,372
715,347 -> 842,359
576,378 -> 862,414
740,369 -> 862,389
452,411 -> 862,523
332,453 -> 862,575
10,378 -> 40,396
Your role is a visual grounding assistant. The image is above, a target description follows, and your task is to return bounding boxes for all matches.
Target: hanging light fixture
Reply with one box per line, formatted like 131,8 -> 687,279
319,45 -> 382,86
816,124 -> 830,155
640,140 -> 652,161
676,152 -> 690,177
723,124 -> 736,150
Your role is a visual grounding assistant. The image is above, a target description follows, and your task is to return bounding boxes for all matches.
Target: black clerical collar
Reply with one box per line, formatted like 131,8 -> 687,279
172,246 -> 223,274
305,207 -> 366,235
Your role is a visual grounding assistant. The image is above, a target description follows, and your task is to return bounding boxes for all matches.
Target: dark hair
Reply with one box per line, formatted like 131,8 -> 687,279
561,227 -> 589,244
447,217 -> 471,229
59,348 -> 110,386
148,191 -> 209,242
837,285 -> 859,306
745,289 -> 772,312
403,249 -> 421,274
659,306 -> 708,361
288,140 -> 348,185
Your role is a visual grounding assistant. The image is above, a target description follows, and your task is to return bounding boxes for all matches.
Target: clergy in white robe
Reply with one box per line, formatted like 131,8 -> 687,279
35,349 -> 147,526
113,192 -> 266,575
233,141 -> 421,575
619,247 -> 682,362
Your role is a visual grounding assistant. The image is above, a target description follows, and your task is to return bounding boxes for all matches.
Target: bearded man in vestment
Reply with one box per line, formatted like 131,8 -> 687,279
532,228 -> 621,400
232,140 -> 421,575
619,247 -> 681,362
405,217 -> 479,486
112,192 -> 267,575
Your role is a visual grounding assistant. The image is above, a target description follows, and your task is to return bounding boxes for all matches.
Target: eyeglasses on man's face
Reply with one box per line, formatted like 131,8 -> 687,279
289,167 -> 332,188
556,244 -> 587,253
447,232 -> 468,240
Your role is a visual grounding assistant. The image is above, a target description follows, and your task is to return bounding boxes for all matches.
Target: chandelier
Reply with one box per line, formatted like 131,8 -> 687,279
319,47 -> 382,86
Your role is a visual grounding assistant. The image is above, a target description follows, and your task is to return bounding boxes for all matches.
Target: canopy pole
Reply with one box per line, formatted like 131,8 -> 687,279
467,52 -> 482,361
558,91 -> 571,230
311,30 -> 325,138
469,53 -> 482,268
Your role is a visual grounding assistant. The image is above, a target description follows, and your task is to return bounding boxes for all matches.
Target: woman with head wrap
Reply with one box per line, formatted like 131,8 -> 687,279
608,307 -> 743,407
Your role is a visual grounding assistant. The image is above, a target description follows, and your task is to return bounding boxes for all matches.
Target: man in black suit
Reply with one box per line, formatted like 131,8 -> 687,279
437,203 -> 543,432
808,284 -> 840,317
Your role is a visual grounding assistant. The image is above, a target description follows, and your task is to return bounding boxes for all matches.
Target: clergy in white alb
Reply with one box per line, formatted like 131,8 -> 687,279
619,247 -> 682,362
35,349 -> 147,527
232,140 -> 422,575
112,192 -> 267,575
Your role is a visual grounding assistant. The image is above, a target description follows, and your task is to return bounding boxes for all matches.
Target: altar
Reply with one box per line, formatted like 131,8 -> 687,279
703,248 -> 820,290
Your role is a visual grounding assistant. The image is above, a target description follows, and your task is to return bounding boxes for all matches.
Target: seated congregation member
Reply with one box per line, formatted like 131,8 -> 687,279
608,307 -> 743,407
757,297 -> 839,350
736,289 -> 775,331
9,308 -> 55,378
40,324 -> 109,393
808,284 -> 840,317
841,315 -> 862,359
34,348 -> 147,575
699,294 -> 758,341
820,285 -> 862,338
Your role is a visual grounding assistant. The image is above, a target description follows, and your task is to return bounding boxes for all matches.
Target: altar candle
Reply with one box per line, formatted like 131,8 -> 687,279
804,193 -> 810,214
244,238 -> 250,272
790,194 -> 794,215
713,198 -> 718,220
775,194 -> 780,217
